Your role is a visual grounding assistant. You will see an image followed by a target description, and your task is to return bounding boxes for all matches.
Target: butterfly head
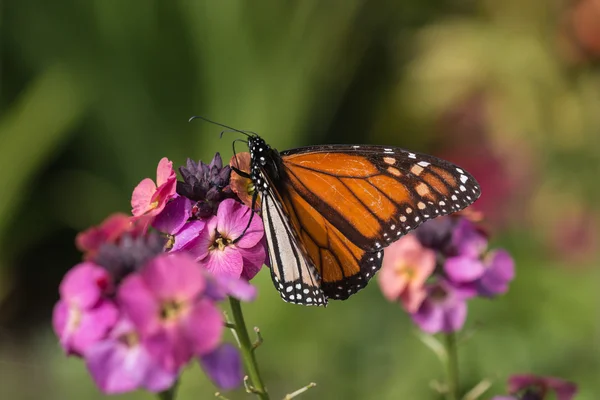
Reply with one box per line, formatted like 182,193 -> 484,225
247,135 -> 282,193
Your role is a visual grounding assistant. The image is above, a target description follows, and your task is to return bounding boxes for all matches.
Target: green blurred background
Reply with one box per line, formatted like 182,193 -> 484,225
1,1 -> 599,399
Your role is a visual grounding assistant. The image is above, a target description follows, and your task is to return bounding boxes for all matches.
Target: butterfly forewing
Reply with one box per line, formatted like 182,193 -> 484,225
280,145 -> 480,253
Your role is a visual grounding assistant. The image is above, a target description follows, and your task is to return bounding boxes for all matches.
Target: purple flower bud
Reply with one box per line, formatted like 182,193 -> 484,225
95,232 -> 167,284
415,217 -> 456,252
177,153 -> 233,216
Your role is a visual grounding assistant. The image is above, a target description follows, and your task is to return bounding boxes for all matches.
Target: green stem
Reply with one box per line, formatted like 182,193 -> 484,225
229,297 -> 269,400
444,333 -> 459,400
158,380 -> 179,400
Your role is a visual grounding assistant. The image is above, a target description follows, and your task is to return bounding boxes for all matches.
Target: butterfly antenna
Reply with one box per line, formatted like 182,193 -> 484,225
231,138 -> 251,178
188,116 -> 252,138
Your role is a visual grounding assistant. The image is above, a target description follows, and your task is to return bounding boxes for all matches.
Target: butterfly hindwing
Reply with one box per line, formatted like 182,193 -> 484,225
278,180 -> 385,300
260,174 -> 327,306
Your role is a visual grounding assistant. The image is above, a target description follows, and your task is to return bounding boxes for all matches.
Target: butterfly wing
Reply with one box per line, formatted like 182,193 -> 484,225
280,145 -> 481,253
253,142 -> 480,305
278,180 -> 384,301
259,170 -> 327,305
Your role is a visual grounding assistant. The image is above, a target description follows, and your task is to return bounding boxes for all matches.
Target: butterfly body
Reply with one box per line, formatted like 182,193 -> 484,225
245,136 -> 480,306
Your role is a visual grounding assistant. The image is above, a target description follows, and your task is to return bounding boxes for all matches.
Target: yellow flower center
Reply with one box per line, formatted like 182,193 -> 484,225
66,306 -> 82,332
165,234 -> 175,250
118,331 -> 140,348
160,299 -> 185,322
396,262 -> 416,281
430,286 -> 448,301
210,234 -> 233,251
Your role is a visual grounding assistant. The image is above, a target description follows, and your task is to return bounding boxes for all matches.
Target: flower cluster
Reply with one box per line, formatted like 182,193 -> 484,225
53,155 -> 267,395
492,374 -> 578,400
379,213 -> 515,333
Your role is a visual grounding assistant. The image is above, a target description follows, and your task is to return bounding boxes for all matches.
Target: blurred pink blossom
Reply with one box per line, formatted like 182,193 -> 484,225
131,157 -> 177,217
379,235 -> 436,313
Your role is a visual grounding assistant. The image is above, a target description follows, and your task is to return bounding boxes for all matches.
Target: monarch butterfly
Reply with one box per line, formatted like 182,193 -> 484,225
194,117 -> 481,306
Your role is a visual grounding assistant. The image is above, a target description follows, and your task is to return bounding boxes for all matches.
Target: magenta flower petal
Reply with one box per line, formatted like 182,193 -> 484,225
206,275 -> 258,302
185,217 -> 217,260
59,263 -> 111,309
171,220 -> 206,252
411,281 -> 468,334
238,245 -> 266,281
477,249 -> 515,297
200,343 -> 243,390
85,319 -> 177,394
217,199 -> 263,249
201,246 -> 244,278
118,274 -> 162,335
444,256 -> 485,283
144,326 -> 193,373
452,218 -> 488,257
140,254 -> 206,301
86,339 -> 145,394
182,299 -> 224,355
152,196 -> 192,235
143,358 -> 179,393
53,299 -> 119,355
118,253 -> 223,373
52,301 -> 69,341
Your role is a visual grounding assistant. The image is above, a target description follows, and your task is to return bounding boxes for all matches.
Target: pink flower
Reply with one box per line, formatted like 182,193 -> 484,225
379,235 -> 436,313
411,280 -> 469,334
117,253 -> 224,372
451,218 -> 488,258
503,374 -> 578,400
131,157 -> 177,217
52,263 -> 119,355
85,318 -> 177,394
76,213 -> 145,260
476,249 -> 515,297
185,199 -> 266,280
152,195 -> 206,251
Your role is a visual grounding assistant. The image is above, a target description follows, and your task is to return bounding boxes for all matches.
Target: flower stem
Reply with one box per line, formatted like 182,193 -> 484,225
444,332 -> 459,400
158,380 -> 179,400
229,297 -> 269,400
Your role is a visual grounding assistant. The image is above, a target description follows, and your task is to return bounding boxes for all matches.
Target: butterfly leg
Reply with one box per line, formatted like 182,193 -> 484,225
232,191 -> 259,243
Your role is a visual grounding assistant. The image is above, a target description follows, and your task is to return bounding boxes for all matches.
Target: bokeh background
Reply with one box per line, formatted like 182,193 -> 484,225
1,1 -> 599,399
